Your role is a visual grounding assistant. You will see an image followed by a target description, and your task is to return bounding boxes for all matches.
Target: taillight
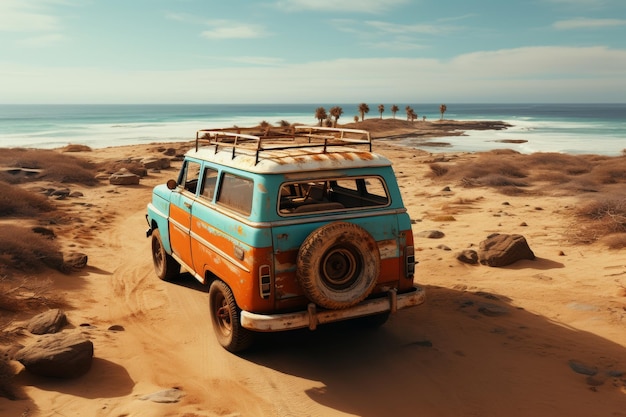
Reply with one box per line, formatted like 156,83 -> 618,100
405,246 -> 415,278
259,265 -> 271,299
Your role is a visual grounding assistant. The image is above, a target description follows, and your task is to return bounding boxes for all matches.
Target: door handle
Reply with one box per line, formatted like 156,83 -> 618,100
184,202 -> 192,209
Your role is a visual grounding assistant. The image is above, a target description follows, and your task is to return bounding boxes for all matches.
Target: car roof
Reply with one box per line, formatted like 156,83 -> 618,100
186,145 -> 391,174
186,126 -> 392,174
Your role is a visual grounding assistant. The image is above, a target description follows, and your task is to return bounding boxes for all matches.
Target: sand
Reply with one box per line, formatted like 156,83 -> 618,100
1,121 -> 625,417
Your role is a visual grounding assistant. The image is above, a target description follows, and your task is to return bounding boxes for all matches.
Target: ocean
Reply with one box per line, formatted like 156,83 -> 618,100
0,103 -> 624,155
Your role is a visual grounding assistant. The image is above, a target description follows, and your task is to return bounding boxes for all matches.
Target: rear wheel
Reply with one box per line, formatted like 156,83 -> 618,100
208,280 -> 253,352
151,228 -> 180,281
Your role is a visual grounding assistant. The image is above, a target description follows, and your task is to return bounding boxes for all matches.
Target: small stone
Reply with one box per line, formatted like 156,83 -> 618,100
569,360 -> 598,376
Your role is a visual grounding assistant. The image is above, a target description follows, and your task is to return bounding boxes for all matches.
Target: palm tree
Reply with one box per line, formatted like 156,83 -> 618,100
391,105 -> 399,119
353,115 -> 359,123
358,103 -> 370,121
439,104 -> 447,120
330,106 -> 343,127
409,109 -> 417,122
405,106 -> 413,121
378,104 -> 385,119
315,107 -> 327,126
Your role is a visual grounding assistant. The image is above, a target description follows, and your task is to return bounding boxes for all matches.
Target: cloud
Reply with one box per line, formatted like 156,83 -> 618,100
553,18 -> 626,29
0,0 -> 61,32
2,45 -> 625,103
200,20 -> 271,39
274,0 -> 409,14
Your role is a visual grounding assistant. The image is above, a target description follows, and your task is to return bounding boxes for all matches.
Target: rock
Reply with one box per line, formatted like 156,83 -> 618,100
27,309 -> 67,335
457,249 -> 479,264
478,303 -> 509,316
436,244 -> 451,251
32,226 -> 56,239
141,157 -> 162,170
416,230 -> 445,239
163,148 -> 176,156
109,171 -> 140,185
63,252 -> 88,270
568,360 -> 598,376
139,388 -> 185,403
50,188 -> 71,198
69,191 -> 84,198
15,332 -> 94,378
478,233 -> 535,267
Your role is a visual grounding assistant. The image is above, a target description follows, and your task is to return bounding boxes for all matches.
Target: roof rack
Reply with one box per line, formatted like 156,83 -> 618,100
195,126 -> 372,165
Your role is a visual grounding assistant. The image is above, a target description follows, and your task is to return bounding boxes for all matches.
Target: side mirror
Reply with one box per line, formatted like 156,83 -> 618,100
166,179 -> 178,190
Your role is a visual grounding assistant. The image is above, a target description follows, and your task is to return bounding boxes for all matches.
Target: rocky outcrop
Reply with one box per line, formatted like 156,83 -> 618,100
15,332 -> 94,378
26,309 -> 67,335
109,169 -> 140,185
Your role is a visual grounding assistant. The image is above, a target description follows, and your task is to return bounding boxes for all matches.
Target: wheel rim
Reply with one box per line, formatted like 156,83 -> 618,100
320,246 -> 360,290
214,292 -> 232,337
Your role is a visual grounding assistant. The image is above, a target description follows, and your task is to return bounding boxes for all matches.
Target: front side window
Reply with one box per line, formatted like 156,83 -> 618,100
278,176 -> 389,215
180,161 -> 202,194
217,173 -> 254,215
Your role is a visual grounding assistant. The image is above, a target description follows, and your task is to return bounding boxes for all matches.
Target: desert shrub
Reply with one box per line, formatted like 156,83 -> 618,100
428,163 -> 449,177
0,148 -> 96,185
0,182 -> 55,216
61,144 -> 92,152
0,225 -> 63,272
587,159 -> 626,184
598,233 -> 626,249
572,198 -> 626,243
525,153 -> 592,175
479,174 -> 528,188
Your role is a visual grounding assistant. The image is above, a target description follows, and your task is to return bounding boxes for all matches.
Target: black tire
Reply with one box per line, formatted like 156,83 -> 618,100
296,222 -> 380,309
151,228 -> 180,281
208,280 -> 253,353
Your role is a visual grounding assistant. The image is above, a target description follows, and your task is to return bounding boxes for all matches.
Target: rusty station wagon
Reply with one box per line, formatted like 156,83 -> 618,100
146,126 -> 425,352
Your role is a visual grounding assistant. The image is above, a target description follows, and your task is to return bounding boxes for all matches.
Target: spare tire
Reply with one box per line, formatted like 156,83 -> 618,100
296,222 -> 380,309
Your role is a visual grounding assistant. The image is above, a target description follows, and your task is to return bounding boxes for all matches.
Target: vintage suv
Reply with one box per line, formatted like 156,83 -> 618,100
146,126 -> 425,352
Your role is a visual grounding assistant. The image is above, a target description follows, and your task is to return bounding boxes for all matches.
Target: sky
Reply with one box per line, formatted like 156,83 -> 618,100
0,0 -> 625,104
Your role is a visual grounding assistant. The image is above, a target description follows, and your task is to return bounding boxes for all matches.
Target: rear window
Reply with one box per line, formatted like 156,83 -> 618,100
278,176 -> 389,216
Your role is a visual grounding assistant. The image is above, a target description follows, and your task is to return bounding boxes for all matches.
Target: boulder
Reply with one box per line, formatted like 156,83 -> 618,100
63,252 -> 88,270
109,171 -> 140,185
478,233 -> 535,267
27,309 -> 67,335
15,332 -> 94,378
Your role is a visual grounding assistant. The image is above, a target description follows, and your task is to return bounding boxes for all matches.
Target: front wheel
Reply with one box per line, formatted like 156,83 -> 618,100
151,228 -> 180,281
208,280 -> 253,353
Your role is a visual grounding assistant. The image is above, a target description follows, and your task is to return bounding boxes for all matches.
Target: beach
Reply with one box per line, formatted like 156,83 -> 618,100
1,119 -> 625,417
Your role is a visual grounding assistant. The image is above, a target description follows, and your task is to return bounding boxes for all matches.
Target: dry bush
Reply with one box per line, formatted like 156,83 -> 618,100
0,225 -> 63,272
61,144 -> 92,152
587,158 -> 626,184
0,182 -> 55,216
0,148 -> 96,185
524,152 -> 592,175
598,233 -> 626,249
428,163 -> 448,177
572,198 -> 626,244
478,174 -> 528,188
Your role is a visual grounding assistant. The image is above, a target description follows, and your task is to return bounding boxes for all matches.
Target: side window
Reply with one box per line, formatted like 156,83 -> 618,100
217,173 -> 253,215
200,167 -> 219,201
180,161 -> 201,194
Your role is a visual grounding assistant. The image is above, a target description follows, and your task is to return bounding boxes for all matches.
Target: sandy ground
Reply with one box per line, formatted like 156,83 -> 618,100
1,124 -> 625,417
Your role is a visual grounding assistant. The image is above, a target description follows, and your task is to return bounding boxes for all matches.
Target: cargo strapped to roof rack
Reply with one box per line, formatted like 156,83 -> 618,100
195,126 -> 372,165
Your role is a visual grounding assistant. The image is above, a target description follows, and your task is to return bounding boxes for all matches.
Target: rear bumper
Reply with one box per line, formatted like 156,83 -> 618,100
240,286 -> 425,332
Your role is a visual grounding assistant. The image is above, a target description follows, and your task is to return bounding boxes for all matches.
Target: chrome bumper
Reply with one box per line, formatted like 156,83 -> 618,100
240,286 -> 425,332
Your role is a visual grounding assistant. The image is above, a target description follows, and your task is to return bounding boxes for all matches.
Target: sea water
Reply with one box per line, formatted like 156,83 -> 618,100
0,103 -> 624,155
